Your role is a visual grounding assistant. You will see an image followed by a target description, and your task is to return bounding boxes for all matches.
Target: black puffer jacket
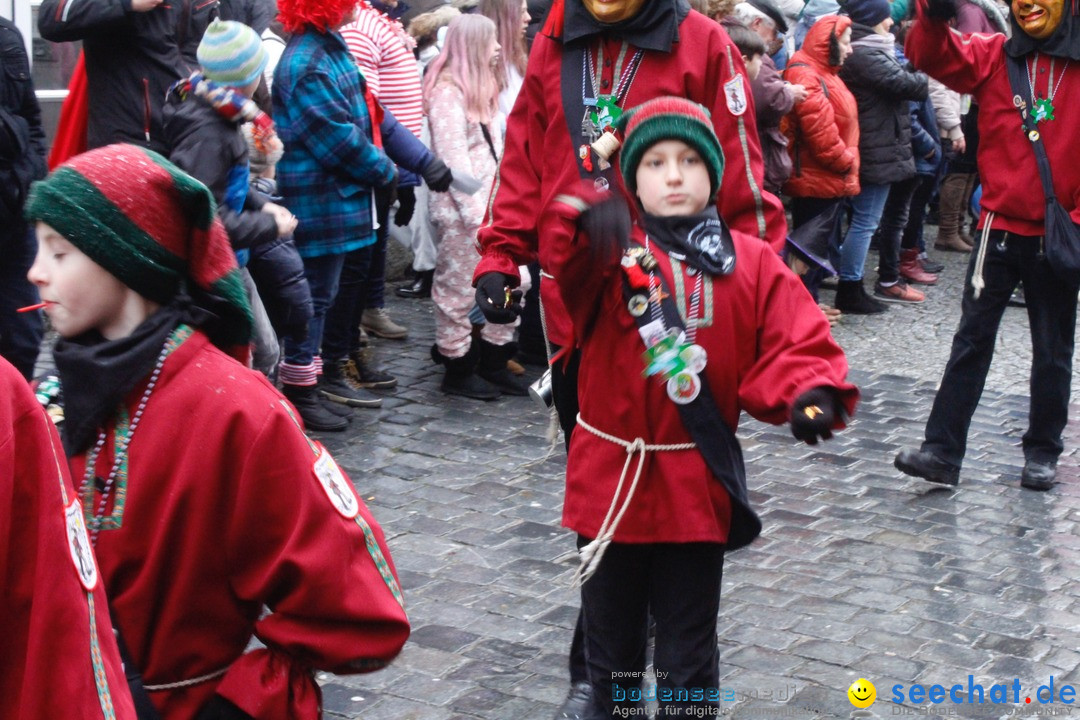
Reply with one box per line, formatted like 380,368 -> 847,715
838,23 -> 928,186
39,0 -> 217,154
162,88 -> 277,251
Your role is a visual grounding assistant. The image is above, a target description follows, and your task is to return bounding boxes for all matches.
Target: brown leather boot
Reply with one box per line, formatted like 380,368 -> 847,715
935,173 -> 974,252
900,248 -> 939,285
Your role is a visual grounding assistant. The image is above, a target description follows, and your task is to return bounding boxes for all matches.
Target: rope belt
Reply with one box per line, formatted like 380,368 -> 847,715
143,665 -> 230,692
572,414 -> 696,586
971,210 -> 996,300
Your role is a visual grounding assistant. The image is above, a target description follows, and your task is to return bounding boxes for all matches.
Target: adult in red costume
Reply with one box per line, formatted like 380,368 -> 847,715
0,355 -> 137,720
895,0 -> 1080,490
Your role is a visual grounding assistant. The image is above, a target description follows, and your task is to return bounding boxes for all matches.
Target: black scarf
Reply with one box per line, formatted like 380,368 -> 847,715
641,207 -> 737,276
1006,3 -> 1080,61
562,0 -> 690,51
53,298 -> 204,457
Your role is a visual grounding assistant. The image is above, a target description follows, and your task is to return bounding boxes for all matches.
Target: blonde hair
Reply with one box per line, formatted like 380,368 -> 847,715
708,0 -> 741,20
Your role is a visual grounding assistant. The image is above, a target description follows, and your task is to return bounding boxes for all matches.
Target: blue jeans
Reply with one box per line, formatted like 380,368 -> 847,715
282,252 -> 346,366
0,224 -> 44,378
838,182 -> 890,282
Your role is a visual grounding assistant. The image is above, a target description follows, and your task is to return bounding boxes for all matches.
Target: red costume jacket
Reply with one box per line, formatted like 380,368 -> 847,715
474,4 -> 787,350
72,330 -> 409,719
907,0 -> 1080,235
0,357 -> 136,719
547,203 -> 858,543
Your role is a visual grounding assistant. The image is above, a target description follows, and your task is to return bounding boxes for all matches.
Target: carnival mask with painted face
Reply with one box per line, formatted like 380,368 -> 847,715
1012,0 -> 1066,39
582,0 -> 649,23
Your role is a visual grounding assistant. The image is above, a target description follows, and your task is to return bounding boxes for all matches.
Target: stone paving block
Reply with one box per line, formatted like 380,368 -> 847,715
300,291 -> 1080,718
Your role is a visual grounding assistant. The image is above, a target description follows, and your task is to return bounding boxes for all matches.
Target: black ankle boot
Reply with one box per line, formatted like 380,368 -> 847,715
396,269 -> 433,299
835,279 -> 887,314
432,344 -> 501,400
282,383 -> 348,432
477,340 -> 530,396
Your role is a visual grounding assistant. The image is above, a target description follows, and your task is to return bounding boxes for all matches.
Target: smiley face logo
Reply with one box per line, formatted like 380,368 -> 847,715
848,679 -> 876,709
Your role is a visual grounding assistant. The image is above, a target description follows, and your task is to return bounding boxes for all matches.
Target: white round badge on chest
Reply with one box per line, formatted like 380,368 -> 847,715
667,370 -> 702,405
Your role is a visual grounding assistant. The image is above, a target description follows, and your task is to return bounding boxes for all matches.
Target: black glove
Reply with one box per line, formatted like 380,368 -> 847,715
579,192 -> 631,264
395,186 -> 416,227
422,157 -> 453,192
926,0 -> 958,21
195,695 -> 254,720
790,386 -> 840,445
474,271 -> 523,324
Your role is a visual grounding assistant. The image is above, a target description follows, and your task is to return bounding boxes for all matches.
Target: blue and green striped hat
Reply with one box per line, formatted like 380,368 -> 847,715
197,20 -> 268,88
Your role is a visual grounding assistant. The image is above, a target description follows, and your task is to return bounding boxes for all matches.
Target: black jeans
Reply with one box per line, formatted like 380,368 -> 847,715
321,244 -> 375,362
578,538 -> 725,719
0,224 -> 44,378
901,172 -> 942,254
876,175 -> 921,284
923,230 -> 1079,466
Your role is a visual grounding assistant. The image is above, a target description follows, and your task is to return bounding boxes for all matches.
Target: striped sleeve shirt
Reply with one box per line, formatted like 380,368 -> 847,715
341,7 -> 424,139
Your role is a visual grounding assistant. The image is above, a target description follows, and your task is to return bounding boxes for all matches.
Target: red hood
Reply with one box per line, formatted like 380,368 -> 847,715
792,14 -> 852,74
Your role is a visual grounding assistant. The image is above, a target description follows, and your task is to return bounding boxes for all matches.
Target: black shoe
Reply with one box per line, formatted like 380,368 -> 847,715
319,395 -> 354,418
432,344 -> 501,400
347,351 -> 397,389
1008,283 -> 1026,308
555,681 -> 597,720
282,384 -> 348,432
835,280 -> 887,315
895,448 -> 960,486
919,255 -> 945,274
319,360 -> 383,408
477,339 -> 529,396
396,269 -> 433,299
1021,459 -> 1056,491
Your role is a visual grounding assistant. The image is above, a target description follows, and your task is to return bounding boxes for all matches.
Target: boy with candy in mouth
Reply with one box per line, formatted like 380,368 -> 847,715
24,144 -> 409,719
548,97 -> 858,719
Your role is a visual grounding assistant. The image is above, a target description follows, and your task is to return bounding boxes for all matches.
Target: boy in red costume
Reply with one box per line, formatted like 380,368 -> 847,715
0,355 -> 137,720
549,97 -> 858,719
24,144 -> 409,719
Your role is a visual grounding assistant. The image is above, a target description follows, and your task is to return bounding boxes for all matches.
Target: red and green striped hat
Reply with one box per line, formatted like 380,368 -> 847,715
25,144 -> 252,346
615,96 -> 725,204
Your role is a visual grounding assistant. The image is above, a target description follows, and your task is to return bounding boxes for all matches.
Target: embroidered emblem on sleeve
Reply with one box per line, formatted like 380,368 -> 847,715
313,447 -> 360,519
66,497 -> 98,591
724,74 -> 748,116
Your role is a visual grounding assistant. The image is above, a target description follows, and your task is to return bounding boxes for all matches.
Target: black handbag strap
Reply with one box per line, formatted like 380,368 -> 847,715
1003,54 -> 1061,212
620,256 -> 762,551
109,608 -> 164,720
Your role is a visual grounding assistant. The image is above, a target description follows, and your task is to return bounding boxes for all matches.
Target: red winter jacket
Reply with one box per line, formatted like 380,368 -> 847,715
781,15 -> 861,199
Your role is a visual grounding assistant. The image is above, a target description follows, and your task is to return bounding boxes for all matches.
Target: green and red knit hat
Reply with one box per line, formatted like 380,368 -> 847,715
615,96 -> 725,204
24,144 -> 252,346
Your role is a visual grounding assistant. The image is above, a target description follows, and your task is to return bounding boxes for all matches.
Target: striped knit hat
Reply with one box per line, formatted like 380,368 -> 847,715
616,96 -> 725,204
197,20 -> 268,88
24,144 -> 252,346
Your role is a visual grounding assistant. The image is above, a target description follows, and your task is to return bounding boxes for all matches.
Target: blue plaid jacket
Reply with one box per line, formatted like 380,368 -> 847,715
272,28 -> 396,258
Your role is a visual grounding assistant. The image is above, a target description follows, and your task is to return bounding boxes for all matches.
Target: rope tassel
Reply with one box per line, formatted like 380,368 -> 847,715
570,416 -> 695,586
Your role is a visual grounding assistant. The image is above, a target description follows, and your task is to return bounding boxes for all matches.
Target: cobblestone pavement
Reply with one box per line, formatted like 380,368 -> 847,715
306,244 -> 1080,720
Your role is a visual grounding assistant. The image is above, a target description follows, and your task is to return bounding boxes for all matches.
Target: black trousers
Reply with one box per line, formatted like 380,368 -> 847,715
875,175 -> 921,284
900,172 -> 942,253
923,230 -> 1079,466
578,538 -> 725,719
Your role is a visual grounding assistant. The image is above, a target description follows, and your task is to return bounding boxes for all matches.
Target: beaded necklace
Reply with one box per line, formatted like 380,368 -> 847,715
80,325 -> 191,543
